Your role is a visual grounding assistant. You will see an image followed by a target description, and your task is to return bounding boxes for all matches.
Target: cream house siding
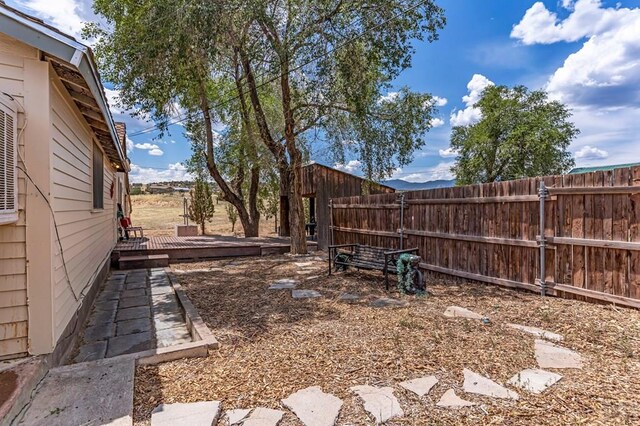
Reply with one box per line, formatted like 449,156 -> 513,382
0,34 -> 37,358
49,78 -> 116,342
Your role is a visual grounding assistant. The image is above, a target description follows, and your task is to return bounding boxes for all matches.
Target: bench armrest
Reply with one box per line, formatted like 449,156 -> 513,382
384,248 -> 419,256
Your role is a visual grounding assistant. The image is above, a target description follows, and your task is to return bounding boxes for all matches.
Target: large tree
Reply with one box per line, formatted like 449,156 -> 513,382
88,0 -> 446,253
451,85 -> 578,184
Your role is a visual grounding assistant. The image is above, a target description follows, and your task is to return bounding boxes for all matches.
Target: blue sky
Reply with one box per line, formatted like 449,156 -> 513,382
8,0 -> 640,183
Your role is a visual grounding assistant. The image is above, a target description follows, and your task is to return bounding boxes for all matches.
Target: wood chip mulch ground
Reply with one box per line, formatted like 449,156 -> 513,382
134,254 -> 640,425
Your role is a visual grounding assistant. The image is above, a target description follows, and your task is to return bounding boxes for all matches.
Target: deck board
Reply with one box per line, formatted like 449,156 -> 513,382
114,236 -> 318,263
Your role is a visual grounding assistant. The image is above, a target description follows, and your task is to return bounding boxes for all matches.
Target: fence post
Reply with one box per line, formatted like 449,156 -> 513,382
538,181 -> 548,296
399,193 -> 405,250
329,199 -> 334,247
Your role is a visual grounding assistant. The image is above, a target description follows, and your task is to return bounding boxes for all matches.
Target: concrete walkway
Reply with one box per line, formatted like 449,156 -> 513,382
17,357 -> 135,425
74,268 -> 192,363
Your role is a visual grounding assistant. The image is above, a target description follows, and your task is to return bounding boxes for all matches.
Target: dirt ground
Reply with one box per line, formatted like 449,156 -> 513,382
134,255 -> 640,425
130,194 -> 278,237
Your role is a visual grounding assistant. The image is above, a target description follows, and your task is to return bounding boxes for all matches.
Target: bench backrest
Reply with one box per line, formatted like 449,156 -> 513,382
353,245 -> 387,262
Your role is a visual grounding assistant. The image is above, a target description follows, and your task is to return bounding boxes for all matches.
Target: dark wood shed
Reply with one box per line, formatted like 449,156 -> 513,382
288,163 -> 395,250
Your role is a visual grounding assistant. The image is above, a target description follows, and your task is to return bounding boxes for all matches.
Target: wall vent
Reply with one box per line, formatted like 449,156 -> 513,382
0,94 -> 18,225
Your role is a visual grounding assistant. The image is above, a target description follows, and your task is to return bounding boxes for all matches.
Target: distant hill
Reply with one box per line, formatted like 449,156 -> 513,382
383,179 -> 455,191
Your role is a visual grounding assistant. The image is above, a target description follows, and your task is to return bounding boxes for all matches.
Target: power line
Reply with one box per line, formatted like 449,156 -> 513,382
127,0 -> 432,138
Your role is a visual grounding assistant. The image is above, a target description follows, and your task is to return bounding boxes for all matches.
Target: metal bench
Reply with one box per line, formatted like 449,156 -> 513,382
328,244 -> 419,290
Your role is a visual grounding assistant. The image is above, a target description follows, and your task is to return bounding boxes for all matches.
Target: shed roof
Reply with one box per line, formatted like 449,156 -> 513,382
569,162 -> 640,174
304,162 -> 396,192
0,2 -> 127,171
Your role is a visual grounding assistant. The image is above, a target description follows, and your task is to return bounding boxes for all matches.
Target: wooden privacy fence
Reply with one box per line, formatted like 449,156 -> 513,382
330,166 -> 640,309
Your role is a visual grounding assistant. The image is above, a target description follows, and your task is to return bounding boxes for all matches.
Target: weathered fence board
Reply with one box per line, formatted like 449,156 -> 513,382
331,165 -> 640,309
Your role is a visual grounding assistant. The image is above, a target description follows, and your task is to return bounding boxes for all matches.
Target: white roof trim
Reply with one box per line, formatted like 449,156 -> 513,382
0,4 -> 126,169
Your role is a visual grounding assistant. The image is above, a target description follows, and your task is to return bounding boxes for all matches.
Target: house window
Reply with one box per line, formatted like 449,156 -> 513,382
92,142 -> 104,209
0,96 -> 17,225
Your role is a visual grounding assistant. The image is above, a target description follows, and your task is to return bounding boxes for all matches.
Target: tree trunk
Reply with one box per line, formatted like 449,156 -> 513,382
279,163 -> 291,237
287,158 -> 307,254
200,221 -> 206,235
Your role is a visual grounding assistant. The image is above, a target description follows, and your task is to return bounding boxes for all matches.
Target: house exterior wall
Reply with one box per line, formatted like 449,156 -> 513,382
0,32 -> 119,358
49,73 -> 117,344
0,33 -> 37,359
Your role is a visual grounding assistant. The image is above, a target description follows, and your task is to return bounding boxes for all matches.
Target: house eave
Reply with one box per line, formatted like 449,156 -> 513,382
0,5 -> 127,171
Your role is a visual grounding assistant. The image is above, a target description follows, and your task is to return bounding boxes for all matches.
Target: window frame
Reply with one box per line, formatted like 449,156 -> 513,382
92,141 -> 104,210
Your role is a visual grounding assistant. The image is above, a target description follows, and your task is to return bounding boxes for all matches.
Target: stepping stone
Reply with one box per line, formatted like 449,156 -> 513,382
242,407 -> 285,426
268,279 -> 297,290
292,289 -> 322,299
462,368 -> 519,400
399,376 -> 439,397
507,368 -> 563,394
282,386 -> 343,426
151,401 -> 221,426
351,385 -> 403,424
225,408 -> 251,425
94,299 -> 119,312
443,306 -> 483,320
507,323 -> 563,341
436,389 -> 476,408
534,339 -> 583,369
339,293 -> 360,302
370,298 -> 407,308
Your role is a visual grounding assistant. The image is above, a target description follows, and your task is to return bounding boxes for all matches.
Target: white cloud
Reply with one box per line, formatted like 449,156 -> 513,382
334,160 -> 362,173
134,143 -> 159,150
575,145 -> 609,160
129,162 -> 192,184
430,117 -> 445,128
391,162 -> 455,182
511,0 -> 625,45
438,147 -> 458,158
378,92 -> 399,104
148,148 -> 164,156
125,137 -> 134,154
450,74 -> 494,127
18,0 -> 86,39
433,96 -> 448,107
512,1 -> 640,109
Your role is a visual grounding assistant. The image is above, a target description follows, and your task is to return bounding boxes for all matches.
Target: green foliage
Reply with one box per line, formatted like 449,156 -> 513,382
130,186 -> 143,195
225,203 -> 239,233
451,85 -> 578,184
188,179 -> 215,234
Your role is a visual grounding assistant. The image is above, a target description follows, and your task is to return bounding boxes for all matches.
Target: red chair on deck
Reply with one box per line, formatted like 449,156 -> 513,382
119,217 -> 144,239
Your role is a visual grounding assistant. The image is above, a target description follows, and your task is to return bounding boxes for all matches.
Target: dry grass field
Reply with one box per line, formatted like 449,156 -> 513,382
130,193 -> 277,237
134,255 -> 640,425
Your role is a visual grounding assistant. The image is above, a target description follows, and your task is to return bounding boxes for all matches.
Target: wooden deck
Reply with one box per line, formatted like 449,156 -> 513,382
113,235 -> 318,263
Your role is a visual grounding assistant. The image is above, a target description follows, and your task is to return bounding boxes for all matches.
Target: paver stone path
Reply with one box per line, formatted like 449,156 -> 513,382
151,401 -> 221,426
282,386 -> 343,426
534,339 -> 583,369
507,369 -> 563,394
242,407 -> 285,426
225,408 -> 251,425
462,368 -> 519,400
436,389 -> 477,408
351,385 -> 403,424
399,376 -> 439,397
507,323 -> 563,341
443,306 -> 483,319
